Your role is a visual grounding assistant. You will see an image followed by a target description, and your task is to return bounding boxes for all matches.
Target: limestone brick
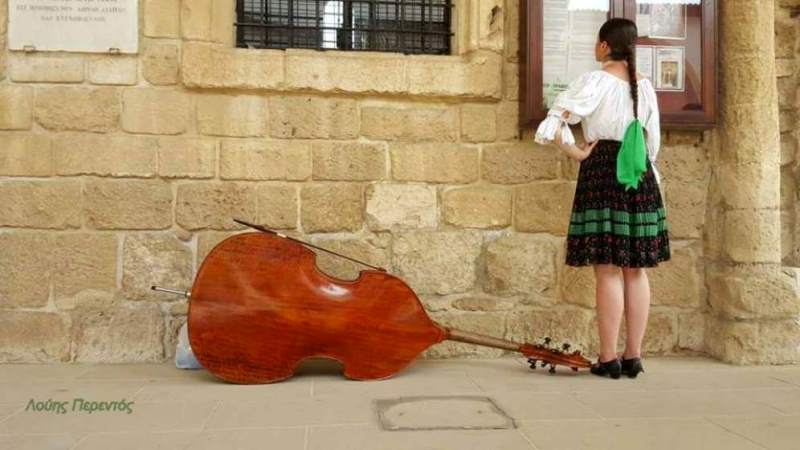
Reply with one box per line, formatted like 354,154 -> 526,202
285,49 -> 405,94
392,230 -> 482,295
54,134 -> 157,177
0,180 -> 81,229
256,184 -> 298,230
157,137 -> 216,179
0,311 -> 70,362
390,143 -> 479,183
482,142 -> 560,183
312,141 -> 385,181
88,57 -> 138,85
182,42 -> 284,90
84,179 -> 173,230
53,233 -> 118,300
176,182 -> 258,230
365,183 -> 437,231
0,86 -> 33,129
197,94 -> 267,137
122,234 -> 193,302
144,0 -> 180,38
220,139 -> 311,181
484,233 -> 559,305
0,232 -> 53,308
361,105 -> 459,142
122,89 -> 191,135
300,184 -> 364,233
270,96 -> 359,140
0,134 -> 52,176
10,54 -> 84,83
460,104 -> 497,142
73,306 -> 165,363
143,42 -> 180,85
515,182 -> 576,234
442,186 -> 512,229
35,87 -> 120,132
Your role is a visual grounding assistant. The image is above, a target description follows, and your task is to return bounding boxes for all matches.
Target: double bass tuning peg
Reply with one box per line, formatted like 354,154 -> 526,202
527,358 -> 538,369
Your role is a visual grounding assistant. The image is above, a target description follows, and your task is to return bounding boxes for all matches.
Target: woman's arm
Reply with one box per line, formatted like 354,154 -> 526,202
553,112 -> 598,161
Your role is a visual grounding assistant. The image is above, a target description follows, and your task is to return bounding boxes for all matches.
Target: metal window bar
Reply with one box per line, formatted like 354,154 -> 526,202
235,0 -> 453,55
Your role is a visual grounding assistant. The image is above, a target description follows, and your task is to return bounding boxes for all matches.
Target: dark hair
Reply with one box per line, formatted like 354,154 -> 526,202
598,18 -> 639,119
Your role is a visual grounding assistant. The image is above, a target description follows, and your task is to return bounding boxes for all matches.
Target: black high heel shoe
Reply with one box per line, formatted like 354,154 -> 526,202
590,357 -> 621,379
621,357 -> 645,378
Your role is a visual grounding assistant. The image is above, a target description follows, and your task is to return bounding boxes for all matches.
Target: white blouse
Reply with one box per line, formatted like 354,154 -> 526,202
534,70 -> 662,184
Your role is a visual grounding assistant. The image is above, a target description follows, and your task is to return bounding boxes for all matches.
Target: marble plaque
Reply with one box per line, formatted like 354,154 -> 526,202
9,0 -> 138,53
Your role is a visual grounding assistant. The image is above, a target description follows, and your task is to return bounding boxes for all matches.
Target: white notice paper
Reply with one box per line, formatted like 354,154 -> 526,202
9,0 -> 138,53
636,45 -> 655,81
543,0 -> 606,108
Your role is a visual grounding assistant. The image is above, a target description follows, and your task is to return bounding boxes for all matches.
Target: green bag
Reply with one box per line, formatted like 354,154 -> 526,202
617,118 -> 647,191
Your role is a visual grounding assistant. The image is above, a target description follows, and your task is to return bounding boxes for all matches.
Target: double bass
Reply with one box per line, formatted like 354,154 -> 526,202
154,219 -> 590,384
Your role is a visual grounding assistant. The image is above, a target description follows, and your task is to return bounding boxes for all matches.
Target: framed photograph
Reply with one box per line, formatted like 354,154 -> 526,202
655,46 -> 685,91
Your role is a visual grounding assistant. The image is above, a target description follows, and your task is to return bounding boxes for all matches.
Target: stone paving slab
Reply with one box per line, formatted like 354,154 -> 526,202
0,357 -> 798,449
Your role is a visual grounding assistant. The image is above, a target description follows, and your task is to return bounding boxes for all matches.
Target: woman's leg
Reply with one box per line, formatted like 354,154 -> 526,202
621,267 -> 650,358
594,264 -> 624,361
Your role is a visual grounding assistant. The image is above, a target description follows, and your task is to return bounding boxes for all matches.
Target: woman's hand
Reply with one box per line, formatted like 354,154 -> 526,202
554,128 -> 598,162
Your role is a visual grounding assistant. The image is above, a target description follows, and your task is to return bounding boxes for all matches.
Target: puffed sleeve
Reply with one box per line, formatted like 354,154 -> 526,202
534,70 -> 606,146
642,79 -> 661,163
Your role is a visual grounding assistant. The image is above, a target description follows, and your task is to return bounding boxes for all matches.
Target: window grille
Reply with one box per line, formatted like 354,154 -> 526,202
236,1 -> 454,55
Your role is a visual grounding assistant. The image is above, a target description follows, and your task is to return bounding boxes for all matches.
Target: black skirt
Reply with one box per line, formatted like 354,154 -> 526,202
566,139 -> 671,268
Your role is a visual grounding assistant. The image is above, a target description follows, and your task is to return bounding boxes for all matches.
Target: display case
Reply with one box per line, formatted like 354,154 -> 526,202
519,0 -> 717,131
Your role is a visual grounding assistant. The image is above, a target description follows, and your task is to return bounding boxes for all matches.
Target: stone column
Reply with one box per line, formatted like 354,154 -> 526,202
706,0 -> 800,364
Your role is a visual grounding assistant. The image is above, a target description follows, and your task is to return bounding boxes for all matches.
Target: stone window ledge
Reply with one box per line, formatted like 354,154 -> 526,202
181,42 -> 502,101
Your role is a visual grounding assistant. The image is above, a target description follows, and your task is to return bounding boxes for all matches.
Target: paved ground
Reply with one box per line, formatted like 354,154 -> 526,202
0,356 -> 799,450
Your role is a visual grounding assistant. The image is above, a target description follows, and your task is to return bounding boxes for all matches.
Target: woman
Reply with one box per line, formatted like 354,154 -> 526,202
534,18 -> 670,379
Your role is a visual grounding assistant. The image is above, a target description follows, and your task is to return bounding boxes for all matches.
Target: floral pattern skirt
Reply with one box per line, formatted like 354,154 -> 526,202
566,139 -> 671,268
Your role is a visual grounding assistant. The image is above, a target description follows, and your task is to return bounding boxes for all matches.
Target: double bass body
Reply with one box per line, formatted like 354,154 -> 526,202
188,232 -> 446,384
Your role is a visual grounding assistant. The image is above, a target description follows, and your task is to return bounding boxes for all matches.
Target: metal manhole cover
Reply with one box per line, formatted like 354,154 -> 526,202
375,396 -> 515,431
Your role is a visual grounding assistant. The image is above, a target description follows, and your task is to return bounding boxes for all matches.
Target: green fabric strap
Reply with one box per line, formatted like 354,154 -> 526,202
617,118 -> 647,191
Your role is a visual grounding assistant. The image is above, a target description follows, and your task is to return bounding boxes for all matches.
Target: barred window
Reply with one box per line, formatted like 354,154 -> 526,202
236,1 -> 454,55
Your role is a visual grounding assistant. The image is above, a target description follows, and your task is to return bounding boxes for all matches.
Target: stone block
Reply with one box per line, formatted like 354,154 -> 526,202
144,0 -> 180,38
0,180 -> 81,229
390,143 -> 479,183
197,94 -> 267,137
270,96 -> 359,140
300,184 -> 364,233
122,234 -> 193,302
122,89 -> 190,135
707,264 -> 800,320
0,85 -> 33,129
442,186 -> 512,229
482,142 -> 560,183
0,134 -> 52,176
406,51 -> 503,99
515,181 -> 576,234
143,42 -> 180,85
220,139 -> 312,181
53,233 -> 118,299
176,182 -> 258,230
649,242 -> 703,308
157,137 -> 216,179
361,105 -> 459,142
88,57 -> 138,85
0,232 -> 53,308
484,233 -> 559,305
182,42 -> 284,90
365,183 -> 437,231
256,184 -> 298,229
35,87 -> 120,132
312,141 -> 386,181
393,230 -> 482,295
723,209 -> 781,263
84,179 -> 173,230
73,307 -> 165,363
460,104 -> 497,142
10,54 -> 84,83
54,134 -> 157,177
285,49 -> 405,94
0,311 -> 69,362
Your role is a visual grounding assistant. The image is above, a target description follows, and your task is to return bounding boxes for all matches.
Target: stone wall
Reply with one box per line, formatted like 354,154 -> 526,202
777,0 -> 800,265
1,0 -> 711,363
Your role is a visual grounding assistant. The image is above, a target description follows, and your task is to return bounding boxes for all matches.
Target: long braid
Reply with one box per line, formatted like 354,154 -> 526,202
625,48 -> 638,120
